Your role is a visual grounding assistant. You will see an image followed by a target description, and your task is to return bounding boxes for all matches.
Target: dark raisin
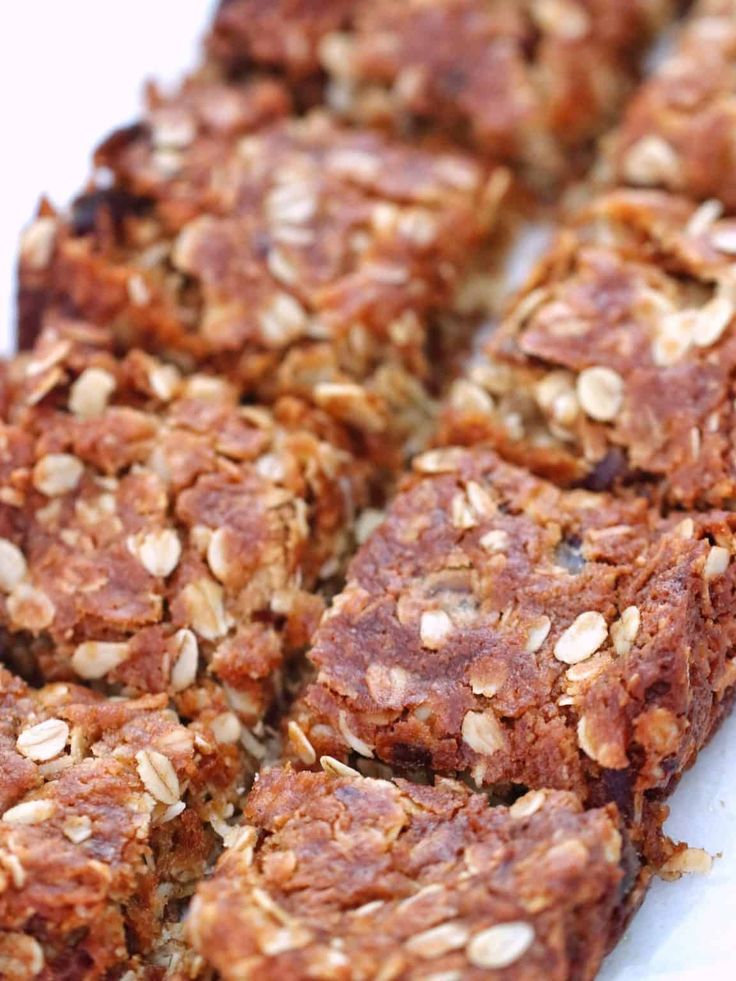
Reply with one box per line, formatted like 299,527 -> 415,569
599,766 -> 634,821
389,742 -> 433,768
580,449 -> 627,492
70,189 -> 150,238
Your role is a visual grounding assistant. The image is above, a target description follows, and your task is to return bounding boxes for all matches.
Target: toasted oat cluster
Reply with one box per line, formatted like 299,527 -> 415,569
293,448 -> 736,839
314,0 -> 675,186
207,0 -> 360,80
0,318 -> 368,734
440,188 -> 736,507
0,666 -> 244,979
188,767 -> 635,981
606,0 -> 736,209
20,99 -> 509,464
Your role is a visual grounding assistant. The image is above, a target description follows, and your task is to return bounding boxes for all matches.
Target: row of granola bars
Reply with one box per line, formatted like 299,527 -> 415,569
3,1 -> 736,979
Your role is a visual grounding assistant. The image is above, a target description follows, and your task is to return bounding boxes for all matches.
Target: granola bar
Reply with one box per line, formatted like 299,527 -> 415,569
440,188 -> 736,507
0,317 -> 368,736
292,447 -> 736,852
314,0 -> 676,187
19,95 -> 509,465
0,666 -> 244,979
606,0 -> 736,209
188,766 -> 639,981
16,74 -> 291,352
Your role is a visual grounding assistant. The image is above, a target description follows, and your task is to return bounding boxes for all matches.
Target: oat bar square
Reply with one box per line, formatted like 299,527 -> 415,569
293,447 -> 736,851
441,189 -> 736,508
607,1 -> 736,210
0,667 -> 244,978
188,767 -> 637,980
20,96 -> 508,464
0,318 -> 367,745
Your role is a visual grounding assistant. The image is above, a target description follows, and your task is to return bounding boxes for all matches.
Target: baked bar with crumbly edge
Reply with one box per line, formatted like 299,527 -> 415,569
17,74 -> 291,351
0,316 -> 369,746
315,0 -> 677,188
292,447 -> 736,854
19,93 -> 509,466
0,666 -> 246,979
605,0 -> 736,210
188,766 -> 639,981
440,188 -> 736,507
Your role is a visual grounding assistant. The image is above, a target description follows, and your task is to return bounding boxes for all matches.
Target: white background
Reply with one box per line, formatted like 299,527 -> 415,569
0,4 -> 734,979
0,0 -> 216,346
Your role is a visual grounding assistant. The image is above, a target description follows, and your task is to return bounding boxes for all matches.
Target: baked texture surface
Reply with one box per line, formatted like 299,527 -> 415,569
0,317 -> 367,738
19,95 -> 508,465
315,0 -> 675,185
440,188 -> 736,507
607,0 -> 736,209
207,0 -> 360,79
16,75 -> 291,349
294,447 -> 736,848
0,666 -> 244,979
6,2 -> 736,977
188,767 -> 637,981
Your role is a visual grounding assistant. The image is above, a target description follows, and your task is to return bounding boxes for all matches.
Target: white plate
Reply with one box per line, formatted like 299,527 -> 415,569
0,5 -> 733,978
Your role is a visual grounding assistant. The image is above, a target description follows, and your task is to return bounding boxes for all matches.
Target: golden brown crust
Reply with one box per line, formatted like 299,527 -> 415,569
0,318 -> 367,737
316,0 -> 675,186
0,666 -> 243,979
20,95 -> 508,465
7,3 -> 733,976
607,1 -> 736,209
17,75 -> 291,353
188,767 -> 635,981
293,448 -> 736,842
440,188 -> 736,507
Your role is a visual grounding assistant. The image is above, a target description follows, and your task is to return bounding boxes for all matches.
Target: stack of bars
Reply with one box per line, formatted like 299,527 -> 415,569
2,1 -> 736,978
